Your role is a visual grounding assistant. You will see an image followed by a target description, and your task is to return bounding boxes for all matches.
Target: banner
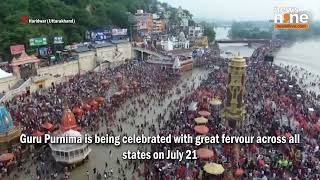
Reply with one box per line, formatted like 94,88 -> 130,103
88,29 -> 112,41
38,47 -> 52,57
112,29 -> 128,36
30,37 -> 47,46
10,45 -> 25,55
53,36 -> 64,44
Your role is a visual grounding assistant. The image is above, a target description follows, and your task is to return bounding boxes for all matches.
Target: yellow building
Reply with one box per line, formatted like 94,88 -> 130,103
193,36 -> 208,48
222,54 -> 247,128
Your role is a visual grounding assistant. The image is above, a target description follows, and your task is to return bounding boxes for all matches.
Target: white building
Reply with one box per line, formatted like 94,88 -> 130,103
160,36 -> 190,51
50,129 -> 91,164
189,26 -> 204,38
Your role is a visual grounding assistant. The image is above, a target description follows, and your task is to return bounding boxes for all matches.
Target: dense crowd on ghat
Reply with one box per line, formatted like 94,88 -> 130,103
143,44 -> 320,180
5,61 -> 178,135
1,60 -> 182,179
1,42 -> 320,180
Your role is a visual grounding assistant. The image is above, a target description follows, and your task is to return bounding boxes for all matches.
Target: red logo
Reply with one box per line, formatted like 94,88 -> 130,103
21,16 -> 27,24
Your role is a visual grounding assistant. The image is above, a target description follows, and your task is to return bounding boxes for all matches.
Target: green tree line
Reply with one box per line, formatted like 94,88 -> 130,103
230,21 -> 320,41
0,0 -> 158,60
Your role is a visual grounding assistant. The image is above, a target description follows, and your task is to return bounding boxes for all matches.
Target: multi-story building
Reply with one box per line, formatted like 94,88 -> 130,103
152,14 -> 166,33
135,10 -> 153,36
189,26 -> 204,38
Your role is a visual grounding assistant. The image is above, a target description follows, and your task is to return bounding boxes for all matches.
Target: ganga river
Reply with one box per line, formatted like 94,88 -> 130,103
215,27 -> 320,76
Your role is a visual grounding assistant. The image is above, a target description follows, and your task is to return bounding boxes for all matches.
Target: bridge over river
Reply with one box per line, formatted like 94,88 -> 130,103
216,39 -> 271,44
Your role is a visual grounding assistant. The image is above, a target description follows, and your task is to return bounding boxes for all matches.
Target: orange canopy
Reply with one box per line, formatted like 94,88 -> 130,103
72,107 -> 84,116
42,122 -> 54,131
82,103 -> 91,111
96,96 -> 105,103
90,100 -> 98,106
198,111 -> 211,117
196,148 -> 214,159
90,100 -> 99,109
0,153 -> 15,162
194,125 -> 209,135
32,130 -> 44,137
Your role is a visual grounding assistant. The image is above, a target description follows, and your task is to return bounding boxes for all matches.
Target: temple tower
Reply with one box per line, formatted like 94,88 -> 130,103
222,53 -> 247,128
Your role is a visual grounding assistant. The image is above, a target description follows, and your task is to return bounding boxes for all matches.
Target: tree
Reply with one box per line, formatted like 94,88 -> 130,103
199,21 -> 216,43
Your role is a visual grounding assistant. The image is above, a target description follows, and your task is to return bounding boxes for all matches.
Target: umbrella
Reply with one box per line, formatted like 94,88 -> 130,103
196,148 -> 214,159
235,168 -> 244,176
32,130 -> 44,137
72,107 -> 84,116
258,159 -> 265,167
42,122 -> 54,131
209,98 -> 222,105
194,125 -> 209,135
96,96 -> 105,103
83,103 -> 91,111
90,100 -> 99,109
198,111 -> 211,117
0,153 -> 15,162
90,100 -> 98,106
203,163 -> 224,175
194,117 -> 208,124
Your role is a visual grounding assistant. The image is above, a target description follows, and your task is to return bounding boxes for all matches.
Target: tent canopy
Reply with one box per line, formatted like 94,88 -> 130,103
0,69 -> 12,79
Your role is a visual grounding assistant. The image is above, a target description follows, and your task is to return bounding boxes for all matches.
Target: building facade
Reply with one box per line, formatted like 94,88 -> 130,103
153,18 -> 166,33
135,10 -> 153,36
222,54 -> 247,128
189,26 -> 204,38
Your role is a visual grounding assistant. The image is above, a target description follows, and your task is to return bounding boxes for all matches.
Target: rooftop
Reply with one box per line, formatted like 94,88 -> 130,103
91,42 -> 114,48
111,40 -> 129,44
167,49 -> 193,56
74,46 -> 91,53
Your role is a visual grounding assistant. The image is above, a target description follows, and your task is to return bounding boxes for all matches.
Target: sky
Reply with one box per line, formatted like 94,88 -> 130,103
158,0 -> 320,21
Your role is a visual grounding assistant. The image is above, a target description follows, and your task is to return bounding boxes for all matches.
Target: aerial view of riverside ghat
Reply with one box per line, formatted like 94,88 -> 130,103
0,0 -> 320,179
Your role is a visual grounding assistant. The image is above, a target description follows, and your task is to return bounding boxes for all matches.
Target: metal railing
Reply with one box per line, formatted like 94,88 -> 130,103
0,78 -> 32,102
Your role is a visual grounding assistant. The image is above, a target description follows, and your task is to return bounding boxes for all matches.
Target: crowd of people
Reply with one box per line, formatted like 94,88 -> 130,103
143,44 -> 320,179
2,60 -> 184,179
1,41 -> 319,180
